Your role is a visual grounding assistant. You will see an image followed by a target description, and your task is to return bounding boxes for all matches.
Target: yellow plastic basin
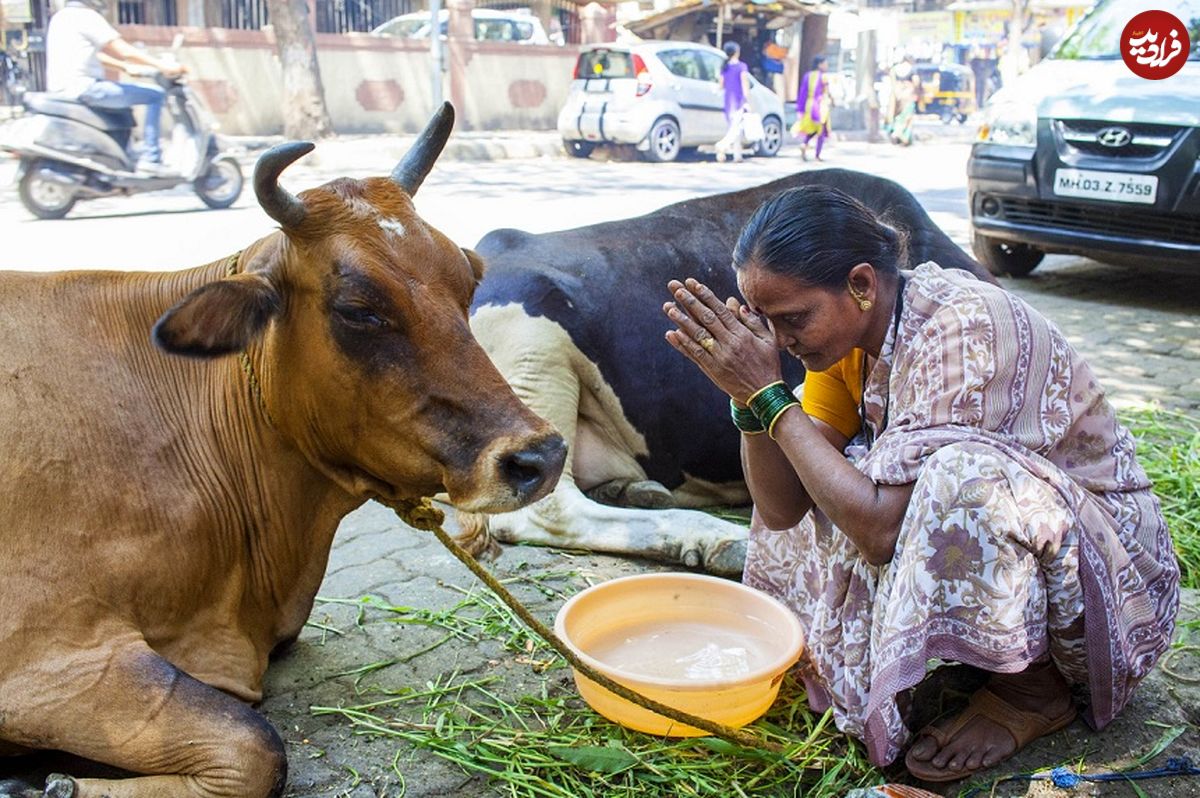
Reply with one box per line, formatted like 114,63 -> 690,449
553,572 -> 804,736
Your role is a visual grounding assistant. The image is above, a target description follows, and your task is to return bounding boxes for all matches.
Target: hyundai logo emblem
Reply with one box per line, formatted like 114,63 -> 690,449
1096,127 -> 1133,148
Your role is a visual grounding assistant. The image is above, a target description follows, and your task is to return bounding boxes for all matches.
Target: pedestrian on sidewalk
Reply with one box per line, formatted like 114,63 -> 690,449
889,72 -> 922,147
715,41 -> 750,163
793,55 -> 833,161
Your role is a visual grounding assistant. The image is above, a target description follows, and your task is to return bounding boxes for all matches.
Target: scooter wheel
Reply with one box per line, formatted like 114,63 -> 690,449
19,166 -> 76,220
194,157 -> 244,210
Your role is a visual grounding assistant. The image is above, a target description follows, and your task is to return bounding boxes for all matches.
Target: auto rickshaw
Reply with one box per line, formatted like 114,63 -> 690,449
914,62 -> 976,124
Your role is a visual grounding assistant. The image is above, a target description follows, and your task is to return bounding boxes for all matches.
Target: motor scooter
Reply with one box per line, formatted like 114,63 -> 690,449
0,57 -> 243,219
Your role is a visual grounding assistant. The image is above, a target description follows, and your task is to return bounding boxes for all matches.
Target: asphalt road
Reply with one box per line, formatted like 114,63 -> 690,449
0,126 -> 981,272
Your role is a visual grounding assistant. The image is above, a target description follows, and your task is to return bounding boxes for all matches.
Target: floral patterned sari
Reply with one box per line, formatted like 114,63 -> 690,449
744,263 -> 1179,766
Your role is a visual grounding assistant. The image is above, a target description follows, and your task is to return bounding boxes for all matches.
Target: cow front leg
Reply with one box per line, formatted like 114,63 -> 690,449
6,642 -> 285,798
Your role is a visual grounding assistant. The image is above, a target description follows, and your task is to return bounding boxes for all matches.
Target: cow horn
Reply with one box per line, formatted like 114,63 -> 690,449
254,141 -> 314,228
391,102 -> 455,196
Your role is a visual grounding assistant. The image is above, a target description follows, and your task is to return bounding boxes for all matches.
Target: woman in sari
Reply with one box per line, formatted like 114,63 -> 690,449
662,185 -> 1179,782
793,55 -> 832,161
890,73 -> 922,147
715,41 -> 751,163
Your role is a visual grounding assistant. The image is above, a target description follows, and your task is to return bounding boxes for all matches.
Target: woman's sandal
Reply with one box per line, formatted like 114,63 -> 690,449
904,685 -> 1077,783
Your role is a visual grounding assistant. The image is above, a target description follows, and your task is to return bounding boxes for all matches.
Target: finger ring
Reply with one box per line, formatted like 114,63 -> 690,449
699,336 -> 715,352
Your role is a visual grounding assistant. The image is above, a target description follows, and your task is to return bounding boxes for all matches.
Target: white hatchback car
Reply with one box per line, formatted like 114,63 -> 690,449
557,41 -> 786,162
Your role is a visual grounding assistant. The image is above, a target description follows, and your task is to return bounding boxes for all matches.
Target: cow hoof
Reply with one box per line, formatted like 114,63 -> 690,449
585,480 -> 675,509
0,777 -> 42,798
622,481 -> 675,509
43,775 -> 75,798
584,481 -> 626,505
682,549 -> 701,568
704,538 -> 747,577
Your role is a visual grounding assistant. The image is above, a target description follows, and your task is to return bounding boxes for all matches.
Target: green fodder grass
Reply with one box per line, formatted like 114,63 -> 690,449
315,670 -> 878,798
314,579 -> 879,798
1122,407 -> 1200,589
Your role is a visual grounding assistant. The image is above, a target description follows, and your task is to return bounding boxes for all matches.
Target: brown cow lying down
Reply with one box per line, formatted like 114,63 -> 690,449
463,171 -> 996,575
0,104 -> 565,798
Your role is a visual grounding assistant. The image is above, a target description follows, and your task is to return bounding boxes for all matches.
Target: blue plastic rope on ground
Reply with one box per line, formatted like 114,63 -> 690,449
963,755 -> 1200,796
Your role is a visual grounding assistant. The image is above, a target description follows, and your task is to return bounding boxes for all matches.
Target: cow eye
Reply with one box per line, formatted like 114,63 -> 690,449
334,304 -> 388,329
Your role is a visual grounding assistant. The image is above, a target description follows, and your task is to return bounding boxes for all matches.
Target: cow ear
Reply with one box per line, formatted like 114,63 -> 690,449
152,273 -> 281,358
463,248 -> 486,284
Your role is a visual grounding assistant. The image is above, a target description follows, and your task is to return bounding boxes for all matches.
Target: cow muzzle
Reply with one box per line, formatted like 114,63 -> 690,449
455,432 -> 566,513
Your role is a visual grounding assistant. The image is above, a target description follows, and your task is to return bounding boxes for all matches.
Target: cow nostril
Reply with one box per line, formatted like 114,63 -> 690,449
502,450 -> 544,492
500,436 -> 566,498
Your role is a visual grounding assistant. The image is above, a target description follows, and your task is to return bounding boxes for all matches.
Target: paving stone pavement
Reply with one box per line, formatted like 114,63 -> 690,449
998,259 -> 1200,414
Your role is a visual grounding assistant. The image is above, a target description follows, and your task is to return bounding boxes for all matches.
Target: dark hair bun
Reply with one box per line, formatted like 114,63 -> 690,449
733,185 -> 907,287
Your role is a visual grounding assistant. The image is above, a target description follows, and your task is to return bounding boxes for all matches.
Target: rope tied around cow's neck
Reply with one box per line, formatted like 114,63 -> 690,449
386,498 -> 784,755
222,251 -> 275,428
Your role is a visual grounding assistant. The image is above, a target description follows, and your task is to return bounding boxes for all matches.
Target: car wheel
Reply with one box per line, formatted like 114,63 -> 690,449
19,162 -> 76,220
565,140 -> 595,159
972,231 -> 1044,278
939,107 -> 955,125
643,118 -> 681,163
756,116 -> 783,157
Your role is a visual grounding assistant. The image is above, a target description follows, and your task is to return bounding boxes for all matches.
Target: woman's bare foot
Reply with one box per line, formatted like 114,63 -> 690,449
905,661 -> 1075,782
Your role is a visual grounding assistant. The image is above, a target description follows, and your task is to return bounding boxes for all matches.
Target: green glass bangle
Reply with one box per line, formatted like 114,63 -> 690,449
730,399 -> 766,434
746,380 -> 786,405
748,383 -> 795,423
767,402 -> 800,440
748,383 -> 800,440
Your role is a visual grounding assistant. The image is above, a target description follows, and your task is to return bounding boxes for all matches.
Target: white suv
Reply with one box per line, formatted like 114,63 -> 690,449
557,41 -> 786,162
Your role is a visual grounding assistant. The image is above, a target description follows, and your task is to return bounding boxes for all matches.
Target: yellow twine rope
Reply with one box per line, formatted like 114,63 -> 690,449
387,498 -> 783,754
223,252 -> 275,428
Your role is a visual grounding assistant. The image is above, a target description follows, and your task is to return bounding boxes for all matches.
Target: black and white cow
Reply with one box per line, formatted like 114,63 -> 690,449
462,169 -> 995,575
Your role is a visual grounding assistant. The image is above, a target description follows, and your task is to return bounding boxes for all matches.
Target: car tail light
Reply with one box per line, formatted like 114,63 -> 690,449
572,57 -> 582,80
633,53 -> 652,97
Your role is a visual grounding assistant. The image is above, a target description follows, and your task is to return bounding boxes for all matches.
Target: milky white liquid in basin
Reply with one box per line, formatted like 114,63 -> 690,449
586,619 -> 778,681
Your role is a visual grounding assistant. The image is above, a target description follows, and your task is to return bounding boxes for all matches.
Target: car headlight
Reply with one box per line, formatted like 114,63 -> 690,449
977,101 -> 1037,147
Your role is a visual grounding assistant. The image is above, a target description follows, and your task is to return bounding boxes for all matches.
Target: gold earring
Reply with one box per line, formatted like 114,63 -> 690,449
848,284 -> 872,312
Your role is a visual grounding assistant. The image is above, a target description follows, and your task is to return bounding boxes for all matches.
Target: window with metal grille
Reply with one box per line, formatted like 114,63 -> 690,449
315,0 -> 416,33
118,0 -> 177,25
219,0 -> 269,30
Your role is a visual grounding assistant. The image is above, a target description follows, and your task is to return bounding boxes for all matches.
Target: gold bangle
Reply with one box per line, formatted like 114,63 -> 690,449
767,401 -> 801,440
745,380 -> 786,406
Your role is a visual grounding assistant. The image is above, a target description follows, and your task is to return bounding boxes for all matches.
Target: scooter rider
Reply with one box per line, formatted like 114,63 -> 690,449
45,0 -> 185,173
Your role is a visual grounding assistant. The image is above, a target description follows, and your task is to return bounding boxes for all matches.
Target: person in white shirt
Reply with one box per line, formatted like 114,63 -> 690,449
46,0 -> 184,171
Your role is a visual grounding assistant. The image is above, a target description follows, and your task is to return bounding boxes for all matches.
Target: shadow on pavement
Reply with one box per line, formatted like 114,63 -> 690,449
1004,259 -> 1200,315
